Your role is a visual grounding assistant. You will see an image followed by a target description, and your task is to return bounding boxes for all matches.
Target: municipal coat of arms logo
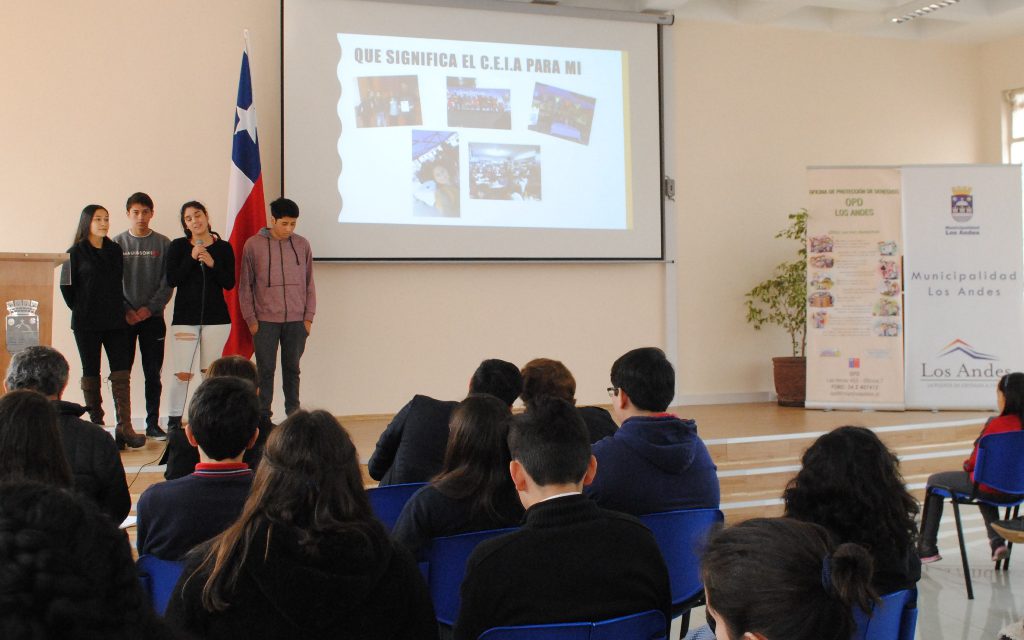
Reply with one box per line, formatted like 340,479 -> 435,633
5,300 -> 39,354
951,186 -> 973,222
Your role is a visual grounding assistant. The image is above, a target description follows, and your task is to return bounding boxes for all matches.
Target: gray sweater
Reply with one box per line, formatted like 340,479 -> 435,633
113,230 -> 172,315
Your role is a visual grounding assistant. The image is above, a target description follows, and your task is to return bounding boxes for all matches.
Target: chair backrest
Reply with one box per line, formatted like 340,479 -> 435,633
136,554 -> 187,616
366,482 -> 428,531
424,527 -> 518,626
851,589 -> 917,640
639,508 -> 724,609
477,609 -> 666,640
975,431 -> 1024,495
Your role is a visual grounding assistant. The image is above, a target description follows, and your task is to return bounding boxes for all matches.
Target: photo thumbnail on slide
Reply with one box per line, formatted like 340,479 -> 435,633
355,75 -> 423,128
469,143 -> 541,202
528,83 -> 597,145
447,77 -> 511,130
413,130 -> 461,217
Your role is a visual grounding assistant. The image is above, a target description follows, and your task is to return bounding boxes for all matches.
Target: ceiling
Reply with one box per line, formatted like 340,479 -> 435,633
529,0 -> 1024,43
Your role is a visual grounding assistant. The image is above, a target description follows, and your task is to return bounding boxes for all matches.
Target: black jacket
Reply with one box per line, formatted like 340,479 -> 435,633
454,494 -> 671,640
166,523 -> 439,639
55,400 -> 131,523
60,238 -> 127,331
166,237 -> 235,326
368,395 -> 458,485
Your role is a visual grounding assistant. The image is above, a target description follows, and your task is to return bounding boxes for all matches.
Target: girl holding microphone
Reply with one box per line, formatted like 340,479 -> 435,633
164,201 -> 235,430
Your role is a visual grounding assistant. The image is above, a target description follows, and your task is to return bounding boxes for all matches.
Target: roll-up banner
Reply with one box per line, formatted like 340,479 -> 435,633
805,167 -> 905,409
902,165 -> 1024,410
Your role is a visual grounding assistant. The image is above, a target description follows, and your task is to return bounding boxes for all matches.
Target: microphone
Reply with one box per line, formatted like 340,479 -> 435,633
195,238 -> 205,268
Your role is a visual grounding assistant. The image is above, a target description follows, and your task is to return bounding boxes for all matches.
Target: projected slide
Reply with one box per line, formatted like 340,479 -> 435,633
337,34 -> 628,230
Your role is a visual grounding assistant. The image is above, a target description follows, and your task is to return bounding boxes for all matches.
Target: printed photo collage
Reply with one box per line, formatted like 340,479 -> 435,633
352,74 -> 598,218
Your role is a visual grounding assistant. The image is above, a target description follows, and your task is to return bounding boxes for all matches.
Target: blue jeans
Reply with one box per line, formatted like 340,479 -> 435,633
253,320 -> 308,419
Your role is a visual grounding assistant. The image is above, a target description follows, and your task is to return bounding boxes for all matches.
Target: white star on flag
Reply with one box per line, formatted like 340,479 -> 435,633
235,104 -> 258,143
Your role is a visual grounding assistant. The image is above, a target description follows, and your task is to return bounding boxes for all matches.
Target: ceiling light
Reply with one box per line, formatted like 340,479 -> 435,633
891,0 -> 959,24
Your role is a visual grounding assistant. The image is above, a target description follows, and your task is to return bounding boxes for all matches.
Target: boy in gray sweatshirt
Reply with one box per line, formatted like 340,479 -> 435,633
239,197 -> 317,420
113,192 -> 172,439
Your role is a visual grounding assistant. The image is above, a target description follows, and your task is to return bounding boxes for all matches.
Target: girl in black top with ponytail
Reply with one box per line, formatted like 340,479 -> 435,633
702,517 -> 876,640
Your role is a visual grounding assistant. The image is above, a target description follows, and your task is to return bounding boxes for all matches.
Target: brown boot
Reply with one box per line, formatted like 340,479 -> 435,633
80,376 -> 105,425
110,370 -> 145,449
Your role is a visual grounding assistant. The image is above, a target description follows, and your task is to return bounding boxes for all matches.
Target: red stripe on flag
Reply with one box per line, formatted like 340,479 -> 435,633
223,175 -> 267,358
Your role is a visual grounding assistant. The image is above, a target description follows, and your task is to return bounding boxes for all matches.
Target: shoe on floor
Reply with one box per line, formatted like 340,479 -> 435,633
146,424 -> 168,440
919,548 -> 942,564
993,544 -> 1010,562
993,518 -> 1024,544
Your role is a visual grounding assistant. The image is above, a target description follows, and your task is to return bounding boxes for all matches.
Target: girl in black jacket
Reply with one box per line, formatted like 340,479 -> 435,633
60,205 -> 145,448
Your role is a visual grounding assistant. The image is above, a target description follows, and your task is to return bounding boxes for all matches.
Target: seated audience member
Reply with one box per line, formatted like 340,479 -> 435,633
4,346 -> 130,522
163,355 -> 274,480
368,358 -> 522,486
784,426 -> 920,595
0,389 -> 73,488
519,357 -> 616,443
701,518 -> 875,640
392,394 -> 523,557
0,482 -> 174,639
453,396 -> 671,640
919,372 -> 1024,563
166,410 -> 438,639
583,347 -> 719,515
136,376 -> 260,560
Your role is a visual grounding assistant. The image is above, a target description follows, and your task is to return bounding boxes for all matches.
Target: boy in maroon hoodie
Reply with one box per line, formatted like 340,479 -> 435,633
238,197 -> 316,420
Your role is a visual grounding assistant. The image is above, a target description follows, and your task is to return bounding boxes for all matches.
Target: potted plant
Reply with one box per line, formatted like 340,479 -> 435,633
744,209 -> 807,407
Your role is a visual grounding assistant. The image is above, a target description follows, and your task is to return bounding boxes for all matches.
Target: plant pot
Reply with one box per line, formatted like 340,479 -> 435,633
772,356 -> 806,407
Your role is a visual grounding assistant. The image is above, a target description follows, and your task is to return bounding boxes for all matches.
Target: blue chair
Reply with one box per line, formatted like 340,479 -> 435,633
424,527 -> 518,626
366,482 -> 427,531
929,431 -> 1024,599
639,509 -> 724,630
851,589 -> 918,640
478,609 -> 666,640
136,555 -> 186,616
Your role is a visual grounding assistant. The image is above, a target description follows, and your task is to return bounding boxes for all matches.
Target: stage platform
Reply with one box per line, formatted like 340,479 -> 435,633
119,402 -> 991,537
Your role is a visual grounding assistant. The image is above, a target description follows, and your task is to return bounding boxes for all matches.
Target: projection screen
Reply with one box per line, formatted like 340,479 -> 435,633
283,0 -> 664,259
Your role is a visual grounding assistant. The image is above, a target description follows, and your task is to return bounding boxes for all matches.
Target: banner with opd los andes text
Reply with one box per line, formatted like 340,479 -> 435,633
903,165 -> 1024,410
805,167 -> 905,409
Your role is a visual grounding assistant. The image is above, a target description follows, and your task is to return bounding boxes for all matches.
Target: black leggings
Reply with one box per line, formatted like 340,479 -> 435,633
73,328 -> 133,376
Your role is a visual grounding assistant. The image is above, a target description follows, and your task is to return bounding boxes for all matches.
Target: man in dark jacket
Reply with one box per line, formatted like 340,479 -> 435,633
583,347 -> 719,515
454,396 -> 671,640
368,358 -> 522,486
4,346 -> 130,524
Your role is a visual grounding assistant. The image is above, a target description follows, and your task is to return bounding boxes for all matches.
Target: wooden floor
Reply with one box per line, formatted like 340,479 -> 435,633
119,402 -> 992,547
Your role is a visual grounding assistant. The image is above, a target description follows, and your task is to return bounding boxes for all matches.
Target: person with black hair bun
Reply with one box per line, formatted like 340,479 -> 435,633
702,517 -> 876,640
0,481 -> 174,639
392,393 -> 523,557
918,372 -> 1024,563
784,426 -> 920,594
165,409 -> 438,639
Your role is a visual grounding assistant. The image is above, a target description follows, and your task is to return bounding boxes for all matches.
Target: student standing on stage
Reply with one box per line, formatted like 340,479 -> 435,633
165,201 -> 235,431
239,197 -> 316,421
114,192 -> 172,440
60,205 -> 146,449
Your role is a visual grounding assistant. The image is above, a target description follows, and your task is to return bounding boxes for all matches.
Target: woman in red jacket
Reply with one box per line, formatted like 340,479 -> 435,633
918,372 -> 1024,563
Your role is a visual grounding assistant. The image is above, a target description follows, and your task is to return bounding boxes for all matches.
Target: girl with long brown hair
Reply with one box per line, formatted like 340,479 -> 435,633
165,410 -> 438,639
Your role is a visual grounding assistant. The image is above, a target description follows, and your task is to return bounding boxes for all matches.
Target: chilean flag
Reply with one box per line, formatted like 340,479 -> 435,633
223,39 -> 266,358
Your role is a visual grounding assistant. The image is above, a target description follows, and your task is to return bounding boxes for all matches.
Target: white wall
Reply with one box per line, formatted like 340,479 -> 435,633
1,3 -> 1013,418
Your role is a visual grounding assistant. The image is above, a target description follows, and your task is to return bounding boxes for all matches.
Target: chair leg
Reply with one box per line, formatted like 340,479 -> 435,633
1002,504 -> 1020,572
951,500 -> 973,599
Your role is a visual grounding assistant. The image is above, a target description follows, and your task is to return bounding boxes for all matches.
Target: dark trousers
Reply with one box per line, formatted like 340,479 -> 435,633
73,328 -> 133,376
253,320 -> 308,419
128,315 -> 166,428
920,470 -> 1006,551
